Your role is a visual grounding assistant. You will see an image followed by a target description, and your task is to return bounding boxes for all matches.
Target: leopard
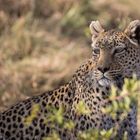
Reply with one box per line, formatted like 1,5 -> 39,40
0,20 -> 140,140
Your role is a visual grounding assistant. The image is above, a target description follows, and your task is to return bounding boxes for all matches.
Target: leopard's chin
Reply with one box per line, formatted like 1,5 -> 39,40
98,78 -> 112,87
98,75 -> 124,89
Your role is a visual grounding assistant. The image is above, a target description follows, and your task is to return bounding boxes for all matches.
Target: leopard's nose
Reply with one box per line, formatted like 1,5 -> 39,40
97,66 -> 110,73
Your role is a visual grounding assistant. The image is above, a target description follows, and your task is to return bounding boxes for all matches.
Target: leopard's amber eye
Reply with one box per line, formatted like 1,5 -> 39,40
93,48 -> 100,55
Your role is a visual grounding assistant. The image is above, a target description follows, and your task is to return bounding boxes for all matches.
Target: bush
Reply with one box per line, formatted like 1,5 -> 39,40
25,77 -> 140,140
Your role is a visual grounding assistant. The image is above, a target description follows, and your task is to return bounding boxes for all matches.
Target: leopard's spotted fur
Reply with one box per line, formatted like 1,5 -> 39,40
0,20 -> 140,140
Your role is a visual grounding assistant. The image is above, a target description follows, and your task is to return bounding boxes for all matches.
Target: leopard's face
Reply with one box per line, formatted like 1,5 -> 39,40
90,20 -> 140,87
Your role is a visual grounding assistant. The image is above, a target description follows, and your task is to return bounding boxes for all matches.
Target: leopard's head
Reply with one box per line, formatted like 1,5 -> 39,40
90,20 -> 140,87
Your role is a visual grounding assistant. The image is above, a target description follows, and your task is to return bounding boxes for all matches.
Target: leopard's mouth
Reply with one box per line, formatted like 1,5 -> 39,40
98,75 -> 123,88
98,77 -> 112,87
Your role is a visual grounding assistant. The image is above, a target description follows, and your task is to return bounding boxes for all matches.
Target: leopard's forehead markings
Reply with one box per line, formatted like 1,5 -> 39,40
96,30 -> 126,49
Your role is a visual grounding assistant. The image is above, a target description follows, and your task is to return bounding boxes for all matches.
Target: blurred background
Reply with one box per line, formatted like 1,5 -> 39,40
0,0 -> 140,111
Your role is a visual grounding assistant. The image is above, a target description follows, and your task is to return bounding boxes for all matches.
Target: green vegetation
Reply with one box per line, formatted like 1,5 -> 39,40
0,0 -> 140,138
26,77 -> 140,140
0,0 -> 140,110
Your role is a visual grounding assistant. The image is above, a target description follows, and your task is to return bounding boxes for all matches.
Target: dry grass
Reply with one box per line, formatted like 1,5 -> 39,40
0,0 -> 140,129
0,0 -> 140,138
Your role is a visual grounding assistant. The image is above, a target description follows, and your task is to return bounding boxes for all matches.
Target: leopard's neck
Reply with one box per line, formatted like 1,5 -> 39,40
68,58 -> 96,94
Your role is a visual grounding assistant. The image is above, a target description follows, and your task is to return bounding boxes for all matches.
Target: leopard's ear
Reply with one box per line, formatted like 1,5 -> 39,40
124,20 -> 140,45
89,21 -> 104,41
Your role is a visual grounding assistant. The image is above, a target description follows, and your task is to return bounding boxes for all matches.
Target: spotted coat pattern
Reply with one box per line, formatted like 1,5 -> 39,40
0,21 -> 140,140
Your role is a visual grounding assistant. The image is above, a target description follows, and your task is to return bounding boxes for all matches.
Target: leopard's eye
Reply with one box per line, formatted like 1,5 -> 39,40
114,46 -> 126,54
93,48 -> 100,55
